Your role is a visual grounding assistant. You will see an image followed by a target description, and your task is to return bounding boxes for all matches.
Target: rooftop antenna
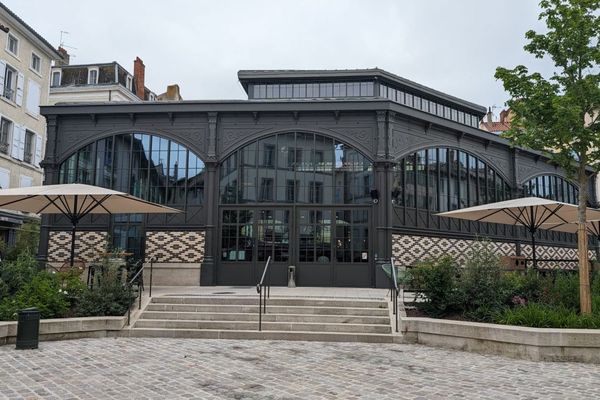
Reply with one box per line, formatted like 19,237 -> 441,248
59,31 -> 77,52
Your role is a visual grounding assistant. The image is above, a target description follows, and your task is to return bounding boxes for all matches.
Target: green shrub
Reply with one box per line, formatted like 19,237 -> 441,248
456,240 -> 507,321
495,303 -> 600,329
0,272 -> 69,320
0,220 -> 39,262
592,271 -> 600,296
0,251 -> 38,296
76,268 -> 133,317
411,256 -> 459,317
539,272 -> 579,310
503,270 -> 544,303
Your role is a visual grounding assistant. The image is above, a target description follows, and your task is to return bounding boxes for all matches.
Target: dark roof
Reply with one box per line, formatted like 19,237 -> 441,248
238,68 -> 487,116
0,2 -> 62,59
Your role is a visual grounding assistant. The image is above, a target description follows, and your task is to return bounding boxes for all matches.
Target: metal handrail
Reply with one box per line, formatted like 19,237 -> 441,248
127,257 -> 156,326
256,256 -> 272,331
390,258 -> 399,332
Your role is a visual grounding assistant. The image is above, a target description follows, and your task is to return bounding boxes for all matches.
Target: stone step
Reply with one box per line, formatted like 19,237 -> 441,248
139,311 -> 390,325
133,319 -> 391,334
126,327 -> 399,344
153,296 -> 388,309
145,303 -> 389,316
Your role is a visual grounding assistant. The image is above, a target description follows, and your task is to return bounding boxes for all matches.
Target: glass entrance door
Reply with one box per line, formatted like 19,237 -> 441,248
218,208 -> 290,285
218,207 -> 370,286
296,208 -> 371,287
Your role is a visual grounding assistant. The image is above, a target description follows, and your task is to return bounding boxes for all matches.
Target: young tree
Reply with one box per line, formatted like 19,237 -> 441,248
495,0 -> 600,314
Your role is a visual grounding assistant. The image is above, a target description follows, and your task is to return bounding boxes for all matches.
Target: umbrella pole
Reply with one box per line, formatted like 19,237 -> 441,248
70,221 -> 77,267
531,230 -> 537,270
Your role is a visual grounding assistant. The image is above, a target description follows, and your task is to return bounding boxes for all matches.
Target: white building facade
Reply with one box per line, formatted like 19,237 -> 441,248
0,3 -> 62,242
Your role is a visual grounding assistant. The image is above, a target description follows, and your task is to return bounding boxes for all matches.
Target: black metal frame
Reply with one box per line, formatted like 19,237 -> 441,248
256,256 -> 271,331
127,257 -> 155,326
389,258 -> 399,332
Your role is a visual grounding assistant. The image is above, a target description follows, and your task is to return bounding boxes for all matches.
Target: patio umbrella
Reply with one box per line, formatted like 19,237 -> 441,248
436,197 -> 600,268
0,184 -> 181,266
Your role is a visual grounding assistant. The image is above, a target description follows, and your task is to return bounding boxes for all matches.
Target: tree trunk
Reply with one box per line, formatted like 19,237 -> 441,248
578,161 -> 592,314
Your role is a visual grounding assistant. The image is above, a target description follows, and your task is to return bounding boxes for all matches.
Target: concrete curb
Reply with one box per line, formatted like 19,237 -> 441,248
0,316 -> 127,346
401,315 -> 600,363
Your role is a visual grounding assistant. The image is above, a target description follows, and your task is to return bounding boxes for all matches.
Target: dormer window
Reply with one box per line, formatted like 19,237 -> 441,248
88,67 -> 98,85
51,70 -> 61,87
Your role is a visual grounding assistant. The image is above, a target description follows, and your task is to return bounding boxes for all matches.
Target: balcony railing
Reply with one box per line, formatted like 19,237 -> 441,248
2,87 -> 14,102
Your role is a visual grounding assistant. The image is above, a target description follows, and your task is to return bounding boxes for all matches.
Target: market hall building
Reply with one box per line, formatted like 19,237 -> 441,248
38,69 -> 594,287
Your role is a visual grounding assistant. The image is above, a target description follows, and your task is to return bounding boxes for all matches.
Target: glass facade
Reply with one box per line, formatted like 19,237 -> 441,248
219,133 -> 372,266
251,82 -> 374,99
523,175 -> 578,205
380,83 -> 480,129
59,133 -> 206,206
219,132 -> 373,205
393,148 -> 511,212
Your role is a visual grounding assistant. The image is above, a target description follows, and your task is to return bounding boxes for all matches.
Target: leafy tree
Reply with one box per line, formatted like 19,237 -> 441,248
495,0 -> 600,314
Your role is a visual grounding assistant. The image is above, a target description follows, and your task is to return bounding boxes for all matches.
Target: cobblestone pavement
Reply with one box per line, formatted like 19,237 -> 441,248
1,338 -> 599,400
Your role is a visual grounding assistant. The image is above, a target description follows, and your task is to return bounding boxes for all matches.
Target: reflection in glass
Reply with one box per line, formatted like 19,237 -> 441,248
59,133 -> 205,206
394,147 -> 511,212
523,175 -> 578,205
220,132 -> 373,205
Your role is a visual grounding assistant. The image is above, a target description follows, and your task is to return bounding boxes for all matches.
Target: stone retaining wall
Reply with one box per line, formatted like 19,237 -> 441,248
401,316 -> 600,363
0,316 -> 126,346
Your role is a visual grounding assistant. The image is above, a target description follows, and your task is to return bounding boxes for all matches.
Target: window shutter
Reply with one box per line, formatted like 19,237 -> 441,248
11,123 -> 20,159
34,134 -> 42,166
26,79 -> 40,116
0,168 -> 9,189
0,60 -> 5,90
15,71 -> 24,106
17,126 -> 25,160
19,175 -> 32,188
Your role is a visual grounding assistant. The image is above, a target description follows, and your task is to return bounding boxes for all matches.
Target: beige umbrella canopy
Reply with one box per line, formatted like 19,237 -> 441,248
436,197 -> 600,268
0,184 -> 181,265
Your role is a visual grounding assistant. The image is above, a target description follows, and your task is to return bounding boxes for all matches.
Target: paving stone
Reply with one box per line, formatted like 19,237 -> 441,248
0,338 -> 599,399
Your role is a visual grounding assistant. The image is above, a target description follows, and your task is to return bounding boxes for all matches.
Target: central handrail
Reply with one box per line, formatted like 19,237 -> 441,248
127,257 -> 156,326
256,256 -> 272,331
390,258 -> 399,332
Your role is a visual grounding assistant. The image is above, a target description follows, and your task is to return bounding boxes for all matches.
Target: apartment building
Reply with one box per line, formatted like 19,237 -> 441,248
0,2 -> 62,242
49,55 -> 157,104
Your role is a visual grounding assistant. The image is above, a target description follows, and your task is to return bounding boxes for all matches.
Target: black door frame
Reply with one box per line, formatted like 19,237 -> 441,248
217,204 -> 373,287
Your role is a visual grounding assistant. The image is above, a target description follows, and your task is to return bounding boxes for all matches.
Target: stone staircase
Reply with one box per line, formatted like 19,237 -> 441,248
127,295 -> 398,343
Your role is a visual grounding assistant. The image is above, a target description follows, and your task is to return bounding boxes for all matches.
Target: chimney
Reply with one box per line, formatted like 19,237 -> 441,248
499,109 -> 508,123
56,46 -> 70,66
133,57 -> 145,100
486,107 -> 494,123
165,84 -> 182,100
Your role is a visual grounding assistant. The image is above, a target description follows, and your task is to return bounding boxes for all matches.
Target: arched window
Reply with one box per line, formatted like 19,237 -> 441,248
523,175 -> 578,205
219,132 -> 373,204
393,148 -> 511,211
58,133 -> 205,205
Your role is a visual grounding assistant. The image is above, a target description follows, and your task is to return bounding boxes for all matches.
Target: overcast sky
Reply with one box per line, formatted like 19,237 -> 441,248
6,0 -> 551,116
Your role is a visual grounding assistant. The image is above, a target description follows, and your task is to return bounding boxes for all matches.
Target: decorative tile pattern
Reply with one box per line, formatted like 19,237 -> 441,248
145,231 -> 205,263
391,234 -> 516,266
392,233 -> 595,270
47,231 -> 108,263
521,244 -> 596,270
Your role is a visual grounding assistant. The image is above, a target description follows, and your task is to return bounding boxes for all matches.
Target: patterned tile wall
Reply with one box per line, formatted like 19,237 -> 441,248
145,231 -> 205,263
47,231 -> 108,263
392,233 -> 595,270
392,234 -> 515,266
520,244 -> 596,270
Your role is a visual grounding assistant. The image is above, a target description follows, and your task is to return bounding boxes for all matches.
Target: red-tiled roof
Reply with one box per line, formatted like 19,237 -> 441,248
480,121 -> 511,133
